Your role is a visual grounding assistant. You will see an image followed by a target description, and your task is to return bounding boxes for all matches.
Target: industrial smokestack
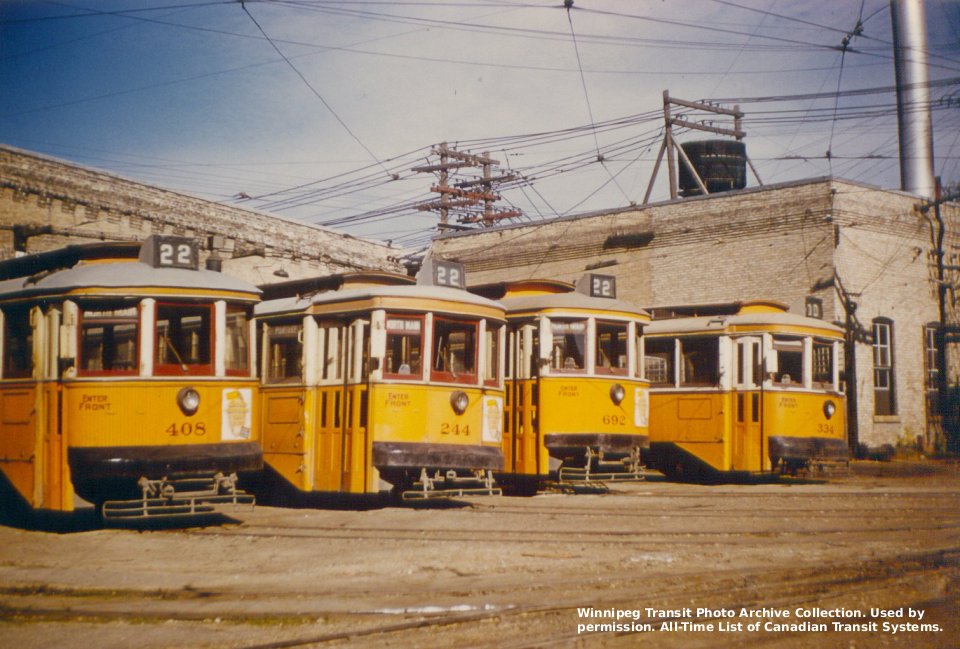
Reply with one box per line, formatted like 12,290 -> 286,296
890,0 -> 936,199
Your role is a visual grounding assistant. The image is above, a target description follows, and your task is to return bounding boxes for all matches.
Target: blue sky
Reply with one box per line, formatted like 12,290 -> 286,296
2,0 -> 959,248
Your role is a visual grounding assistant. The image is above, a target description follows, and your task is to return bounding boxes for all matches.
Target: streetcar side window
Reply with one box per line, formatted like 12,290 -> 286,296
79,305 -> 139,375
225,305 -> 251,375
596,321 -> 629,376
772,337 -> 803,386
679,337 -> 719,386
384,316 -> 423,379
644,338 -> 674,386
550,319 -> 587,373
484,321 -> 502,386
265,323 -> 303,384
813,339 -> 834,389
431,317 -> 478,383
2,306 -> 33,379
155,303 -> 213,375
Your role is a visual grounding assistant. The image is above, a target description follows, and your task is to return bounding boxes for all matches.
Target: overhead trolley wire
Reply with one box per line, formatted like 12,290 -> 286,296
239,1 -> 396,182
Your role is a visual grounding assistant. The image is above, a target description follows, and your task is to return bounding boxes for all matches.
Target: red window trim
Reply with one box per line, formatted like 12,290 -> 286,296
154,302 -> 215,377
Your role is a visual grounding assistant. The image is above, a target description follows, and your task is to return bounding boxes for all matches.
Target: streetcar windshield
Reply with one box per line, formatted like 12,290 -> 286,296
155,303 -> 213,375
550,319 -> 587,373
772,337 -> 803,386
265,323 -> 303,383
431,317 -> 477,383
79,305 -> 139,375
384,316 -> 423,379
596,321 -> 629,376
813,339 -> 835,389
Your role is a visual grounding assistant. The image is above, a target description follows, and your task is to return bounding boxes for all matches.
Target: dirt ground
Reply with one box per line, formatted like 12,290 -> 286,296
0,461 -> 958,649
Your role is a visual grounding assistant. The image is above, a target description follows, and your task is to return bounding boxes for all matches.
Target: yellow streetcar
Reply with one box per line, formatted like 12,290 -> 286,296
644,300 -> 848,479
255,260 -> 505,500
473,274 -> 651,492
0,237 -> 262,520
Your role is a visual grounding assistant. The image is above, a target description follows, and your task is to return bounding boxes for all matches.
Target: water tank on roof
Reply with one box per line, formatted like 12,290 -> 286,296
678,140 -> 747,197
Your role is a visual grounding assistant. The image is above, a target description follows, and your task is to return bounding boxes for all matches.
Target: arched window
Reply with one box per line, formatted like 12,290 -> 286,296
872,318 -> 896,416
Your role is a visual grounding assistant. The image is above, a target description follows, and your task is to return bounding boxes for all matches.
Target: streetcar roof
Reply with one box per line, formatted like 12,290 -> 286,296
645,311 -> 843,336
0,260 -> 260,301
256,283 -> 505,317
499,292 -> 650,319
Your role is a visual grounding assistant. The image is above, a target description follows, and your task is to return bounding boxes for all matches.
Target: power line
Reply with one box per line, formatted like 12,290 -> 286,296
239,2 -> 395,181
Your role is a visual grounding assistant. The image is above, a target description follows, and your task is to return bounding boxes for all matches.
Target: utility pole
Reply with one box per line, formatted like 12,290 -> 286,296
413,142 -> 521,229
835,275 -> 863,455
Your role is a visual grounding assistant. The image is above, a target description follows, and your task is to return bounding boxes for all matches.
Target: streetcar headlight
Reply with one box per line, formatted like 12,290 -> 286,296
610,383 -> 626,405
177,387 -> 201,416
450,390 -> 469,415
823,400 -> 837,420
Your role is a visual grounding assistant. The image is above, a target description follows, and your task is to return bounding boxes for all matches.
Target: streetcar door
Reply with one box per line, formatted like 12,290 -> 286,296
314,321 -> 345,492
339,319 -> 370,493
506,323 -> 539,475
733,337 -> 764,471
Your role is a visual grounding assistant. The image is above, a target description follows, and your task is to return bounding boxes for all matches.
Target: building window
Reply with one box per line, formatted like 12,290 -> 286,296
805,296 -> 823,319
872,318 -> 896,415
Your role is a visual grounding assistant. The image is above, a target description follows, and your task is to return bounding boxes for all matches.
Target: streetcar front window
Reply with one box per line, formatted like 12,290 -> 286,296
384,316 -> 422,379
79,306 -> 138,375
431,317 -> 477,383
813,339 -> 834,389
772,337 -> 803,386
2,306 -> 33,379
225,305 -> 251,375
550,319 -> 586,373
265,323 -> 302,383
680,337 -> 719,386
596,321 -> 629,375
155,303 -> 213,375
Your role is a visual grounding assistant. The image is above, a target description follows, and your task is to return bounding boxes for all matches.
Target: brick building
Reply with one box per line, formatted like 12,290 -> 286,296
0,145 -> 404,282
430,177 -> 960,454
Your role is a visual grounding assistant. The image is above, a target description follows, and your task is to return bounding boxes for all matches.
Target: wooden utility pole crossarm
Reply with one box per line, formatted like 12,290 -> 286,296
413,142 -> 523,229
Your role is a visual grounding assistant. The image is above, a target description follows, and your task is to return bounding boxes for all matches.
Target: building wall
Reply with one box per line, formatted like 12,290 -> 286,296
0,145 -> 404,283
832,185 -> 938,449
644,180 -> 837,319
432,177 -> 958,453
432,208 -> 655,304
